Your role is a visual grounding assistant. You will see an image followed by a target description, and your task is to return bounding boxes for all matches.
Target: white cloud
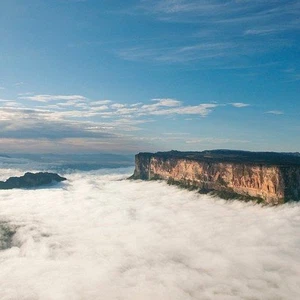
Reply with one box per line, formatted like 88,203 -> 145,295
0,94 -> 254,151
0,168 -> 299,299
111,103 -> 126,109
0,99 -> 14,102
0,101 -> 20,108
0,107 -> 114,139
90,105 -> 109,112
17,92 -> 34,96
130,102 -> 143,107
90,100 -> 112,105
53,100 -> 86,108
266,110 -> 284,115
151,98 -> 181,107
139,102 -> 217,117
20,94 -> 87,102
174,103 -> 217,115
230,102 -> 250,108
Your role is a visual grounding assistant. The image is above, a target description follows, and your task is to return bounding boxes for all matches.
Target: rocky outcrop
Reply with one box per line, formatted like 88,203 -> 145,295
0,172 -> 67,189
131,150 -> 300,204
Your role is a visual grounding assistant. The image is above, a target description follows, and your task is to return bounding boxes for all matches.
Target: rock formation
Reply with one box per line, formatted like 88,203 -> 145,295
0,172 -> 67,189
130,150 -> 300,204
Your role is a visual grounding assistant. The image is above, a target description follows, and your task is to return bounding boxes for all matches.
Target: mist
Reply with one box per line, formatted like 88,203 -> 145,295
0,167 -> 299,300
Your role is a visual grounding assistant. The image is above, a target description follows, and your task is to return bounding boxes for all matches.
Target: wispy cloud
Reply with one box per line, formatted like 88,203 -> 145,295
90,100 -> 112,105
0,93 -> 252,146
230,103 -> 250,108
265,110 -> 284,115
0,107 -> 114,139
20,94 -> 87,102
141,0 -> 300,27
282,68 -> 300,82
244,29 -> 278,36
117,42 -> 234,63
151,98 -> 181,107
147,103 -> 218,116
14,82 -> 24,86
291,74 -> 300,81
106,100 -> 218,117
18,92 -> 34,96
115,0 -> 299,70
116,38 -> 291,65
0,100 -> 21,108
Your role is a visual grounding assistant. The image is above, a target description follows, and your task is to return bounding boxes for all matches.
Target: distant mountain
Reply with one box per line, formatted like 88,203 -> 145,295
0,172 -> 66,189
9,153 -> 135,170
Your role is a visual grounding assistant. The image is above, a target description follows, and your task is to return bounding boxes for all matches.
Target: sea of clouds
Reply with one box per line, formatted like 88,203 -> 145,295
0,163 -> 300,300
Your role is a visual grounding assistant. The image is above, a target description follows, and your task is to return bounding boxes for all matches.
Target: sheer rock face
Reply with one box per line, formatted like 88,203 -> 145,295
131,151 -> 300,204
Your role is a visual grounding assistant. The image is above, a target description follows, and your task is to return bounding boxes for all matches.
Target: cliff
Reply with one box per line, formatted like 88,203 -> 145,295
131,150 -> 300,204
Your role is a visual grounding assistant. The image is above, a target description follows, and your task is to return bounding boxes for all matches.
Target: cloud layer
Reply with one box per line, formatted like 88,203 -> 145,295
0,95 -> 252,152
0,167 -> 299,299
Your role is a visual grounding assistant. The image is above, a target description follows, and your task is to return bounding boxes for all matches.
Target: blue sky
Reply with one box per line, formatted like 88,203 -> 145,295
0,0 -> 299,153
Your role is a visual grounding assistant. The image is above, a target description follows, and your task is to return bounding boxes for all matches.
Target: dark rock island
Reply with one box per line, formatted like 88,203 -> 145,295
131,150 -> 300,204
0,172 -> 67,189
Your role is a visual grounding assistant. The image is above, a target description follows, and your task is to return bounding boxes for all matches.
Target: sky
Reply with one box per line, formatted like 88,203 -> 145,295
0,0 -> 299,154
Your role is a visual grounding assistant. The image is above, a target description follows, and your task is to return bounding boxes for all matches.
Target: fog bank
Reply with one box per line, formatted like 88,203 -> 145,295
0,168 -> 299,300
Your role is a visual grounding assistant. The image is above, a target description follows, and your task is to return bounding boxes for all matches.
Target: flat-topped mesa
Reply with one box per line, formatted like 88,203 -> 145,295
131,150 -> 300,204
0,172 -> 67,189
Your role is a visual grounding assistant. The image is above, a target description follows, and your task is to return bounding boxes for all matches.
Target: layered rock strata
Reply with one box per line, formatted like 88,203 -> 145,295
131,150 -> 300,204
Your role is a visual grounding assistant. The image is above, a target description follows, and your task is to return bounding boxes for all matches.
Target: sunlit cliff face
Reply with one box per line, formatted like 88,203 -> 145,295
149,158 -> 285,204
0,167 -> 300,299
133,154 -> 300,204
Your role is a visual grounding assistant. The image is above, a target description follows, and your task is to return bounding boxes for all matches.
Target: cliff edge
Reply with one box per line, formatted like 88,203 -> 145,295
130,150 -> 300,204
